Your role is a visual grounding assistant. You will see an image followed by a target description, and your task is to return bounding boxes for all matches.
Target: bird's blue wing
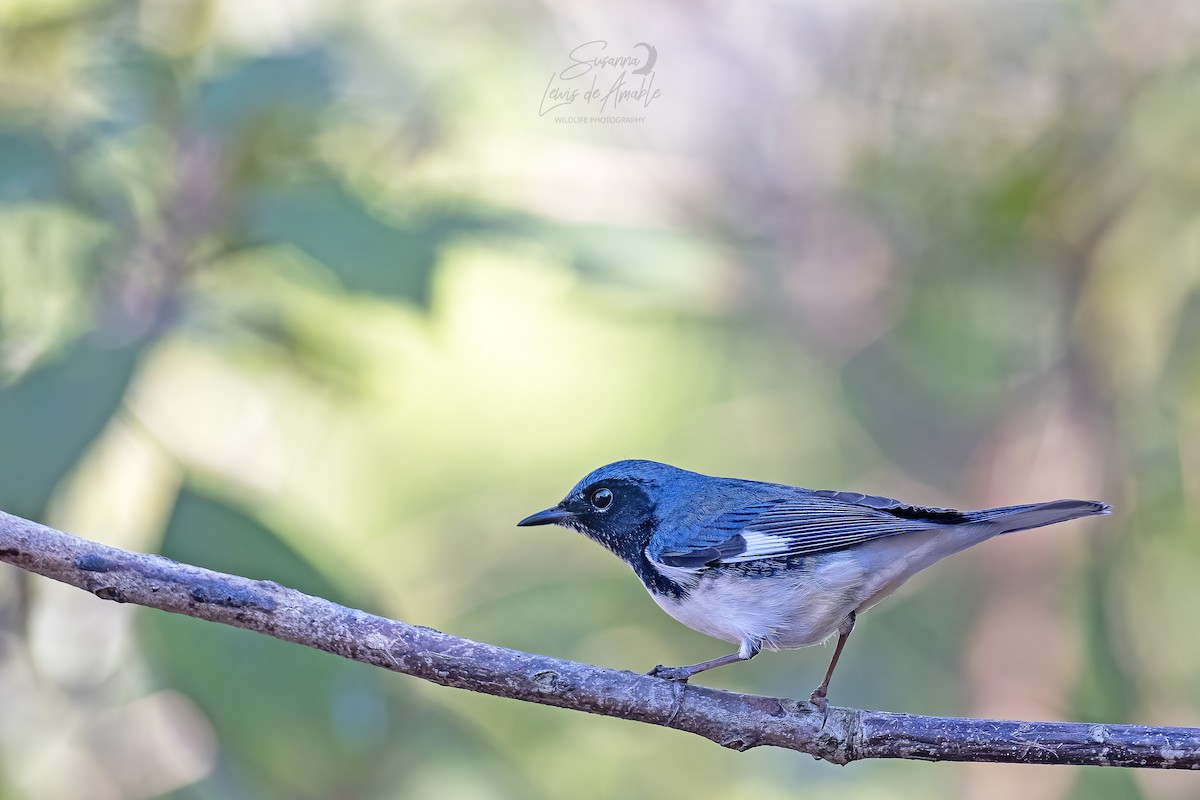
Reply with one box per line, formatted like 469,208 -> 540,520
652,491 -> 966,568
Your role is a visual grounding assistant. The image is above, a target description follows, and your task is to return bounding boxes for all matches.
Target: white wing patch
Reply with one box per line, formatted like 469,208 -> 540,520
708,502 -> 942,565
731,531 -> 792,560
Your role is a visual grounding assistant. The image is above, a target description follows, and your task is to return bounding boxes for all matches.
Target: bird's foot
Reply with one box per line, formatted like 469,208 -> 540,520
808,688 -> 830,721
649,665 -> 692,682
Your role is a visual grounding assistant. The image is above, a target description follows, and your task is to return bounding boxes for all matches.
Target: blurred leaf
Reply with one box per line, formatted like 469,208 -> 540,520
146,489 -> 394,797
0,130 -> 72,205
550,223 -> 714,293
87,42 -> 184,143
194,50 -> 337,183
197,51 -> 334,138
145,489 -> 539,799
158,489 -> 367,600
0,336 -> 144,519
241,180 -> 448,304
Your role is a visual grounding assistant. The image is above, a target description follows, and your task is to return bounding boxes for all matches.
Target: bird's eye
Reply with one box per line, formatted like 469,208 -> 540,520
590,488 -> 614,510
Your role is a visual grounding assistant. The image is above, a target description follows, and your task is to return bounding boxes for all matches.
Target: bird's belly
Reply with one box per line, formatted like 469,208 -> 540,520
649,554 -> 866,651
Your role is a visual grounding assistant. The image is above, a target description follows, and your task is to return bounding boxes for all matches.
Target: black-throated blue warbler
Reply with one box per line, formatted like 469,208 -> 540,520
518,459 -> 1110,709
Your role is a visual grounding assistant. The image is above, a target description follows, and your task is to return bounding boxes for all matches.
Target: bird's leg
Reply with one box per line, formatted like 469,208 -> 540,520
650,640 -> 761,682
809,612 -> 855,714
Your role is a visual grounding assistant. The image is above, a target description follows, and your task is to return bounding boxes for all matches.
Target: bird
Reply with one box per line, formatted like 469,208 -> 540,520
517,459 -> 1111,710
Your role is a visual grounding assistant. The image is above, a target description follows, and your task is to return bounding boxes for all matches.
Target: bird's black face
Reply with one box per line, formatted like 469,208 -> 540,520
518,478 -> 658,566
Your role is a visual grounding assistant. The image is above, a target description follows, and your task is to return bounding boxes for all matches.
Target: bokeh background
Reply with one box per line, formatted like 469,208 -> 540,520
1,0 -> 1198,797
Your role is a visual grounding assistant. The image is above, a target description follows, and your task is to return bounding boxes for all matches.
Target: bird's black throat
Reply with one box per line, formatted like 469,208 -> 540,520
568,480 -> 687,599
584,517 -> 685,598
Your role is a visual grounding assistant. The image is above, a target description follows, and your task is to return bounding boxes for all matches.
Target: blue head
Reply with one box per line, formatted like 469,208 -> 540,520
518,459 -> 705,566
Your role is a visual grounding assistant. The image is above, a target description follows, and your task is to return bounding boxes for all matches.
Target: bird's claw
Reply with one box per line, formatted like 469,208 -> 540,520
649,665 -> 692,682
808,689 -> 830,721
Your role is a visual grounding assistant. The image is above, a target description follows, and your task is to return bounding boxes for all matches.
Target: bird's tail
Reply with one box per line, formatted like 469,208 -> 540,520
965,499 -> 1112,534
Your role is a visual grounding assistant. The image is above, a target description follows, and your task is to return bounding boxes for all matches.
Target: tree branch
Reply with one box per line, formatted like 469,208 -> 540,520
0,508 -> 1195,769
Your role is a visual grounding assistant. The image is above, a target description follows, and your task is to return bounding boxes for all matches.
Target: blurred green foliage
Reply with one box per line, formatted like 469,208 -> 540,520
1,1 -> 1198,799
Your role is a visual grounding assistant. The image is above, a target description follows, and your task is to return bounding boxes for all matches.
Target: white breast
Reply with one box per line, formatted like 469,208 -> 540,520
647,553 -> 869,652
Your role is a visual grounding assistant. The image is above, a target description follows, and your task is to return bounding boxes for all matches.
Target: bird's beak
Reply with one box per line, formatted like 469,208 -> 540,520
517,506 -> 572,527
